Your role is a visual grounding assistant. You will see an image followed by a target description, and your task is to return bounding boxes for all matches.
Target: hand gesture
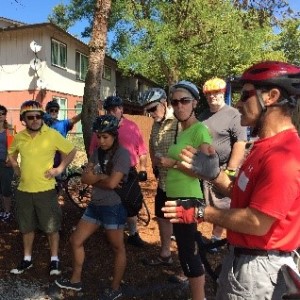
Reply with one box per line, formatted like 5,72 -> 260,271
180,145 -> 220,180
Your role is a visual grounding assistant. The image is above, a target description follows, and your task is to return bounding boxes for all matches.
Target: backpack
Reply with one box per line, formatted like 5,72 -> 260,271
98,148 -> 143,217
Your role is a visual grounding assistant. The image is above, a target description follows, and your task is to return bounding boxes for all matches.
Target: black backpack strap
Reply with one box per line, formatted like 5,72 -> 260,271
97,148 -> 107,174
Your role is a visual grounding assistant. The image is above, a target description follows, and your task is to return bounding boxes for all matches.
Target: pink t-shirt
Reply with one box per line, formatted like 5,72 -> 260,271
89,117 -> 148,167
229,129 -> 300,251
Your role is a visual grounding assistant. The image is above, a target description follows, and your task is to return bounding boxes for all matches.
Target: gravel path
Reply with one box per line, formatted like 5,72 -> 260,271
0,278 -> 50,300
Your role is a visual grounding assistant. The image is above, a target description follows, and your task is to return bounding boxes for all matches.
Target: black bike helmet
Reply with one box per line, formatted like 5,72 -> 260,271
92,115 -> 119,135
20,100 -> 44,121
45,100 -> 60,112
103,96 -> 123,110
142,88 -> 167,106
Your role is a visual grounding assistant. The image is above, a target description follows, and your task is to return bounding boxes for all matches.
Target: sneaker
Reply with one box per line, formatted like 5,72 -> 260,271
55,278 -> 82,291
127,232 -> 145,247
99,288 -> 122,300
0,212 -> 11,221
10,260 -> 33,274
50,260 -> 61,276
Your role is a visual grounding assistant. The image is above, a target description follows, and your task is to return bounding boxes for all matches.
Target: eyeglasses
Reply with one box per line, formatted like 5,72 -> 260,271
170,97 -> 193,107
49,109 -> 59,113
240,90 -> 257,102
26,115 -> 42,120
146,104 -> 159,113
0,112 -> 7,116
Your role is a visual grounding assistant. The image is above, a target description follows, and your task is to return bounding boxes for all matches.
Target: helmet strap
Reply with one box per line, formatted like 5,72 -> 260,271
251,90 -> 266,137
174,107 -> 195,122
157,102 -> 167,123
268,96 -> 297,109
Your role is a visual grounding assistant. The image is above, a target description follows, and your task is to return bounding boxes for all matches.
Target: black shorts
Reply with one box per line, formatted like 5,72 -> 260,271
154,187 -> 168,219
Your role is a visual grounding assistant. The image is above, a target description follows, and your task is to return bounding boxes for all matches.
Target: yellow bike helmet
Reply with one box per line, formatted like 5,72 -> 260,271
203,78 -> 226,94
20,100 -> 44,121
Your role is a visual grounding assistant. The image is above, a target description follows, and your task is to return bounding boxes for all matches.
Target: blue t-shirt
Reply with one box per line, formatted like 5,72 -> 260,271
51,119 -> 72,138
49,119 -> 72,167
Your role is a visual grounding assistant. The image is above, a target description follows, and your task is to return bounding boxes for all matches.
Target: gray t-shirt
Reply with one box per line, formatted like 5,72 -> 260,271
198,105 -> 247,165
90,146 -> 131,206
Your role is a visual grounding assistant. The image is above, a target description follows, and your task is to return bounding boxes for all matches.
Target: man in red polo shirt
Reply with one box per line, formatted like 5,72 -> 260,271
163,61 -> 300,299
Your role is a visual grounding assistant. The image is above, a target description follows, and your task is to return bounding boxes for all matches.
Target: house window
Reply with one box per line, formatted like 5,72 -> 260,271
51,39 -> 67,68
76,51 -> 88,81
53,97 -> 67,119
103,65 -> 112,81
75,102 -> 83,134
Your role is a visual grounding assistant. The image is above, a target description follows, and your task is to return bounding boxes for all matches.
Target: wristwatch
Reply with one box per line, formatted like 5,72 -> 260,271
196,206 -> 205,221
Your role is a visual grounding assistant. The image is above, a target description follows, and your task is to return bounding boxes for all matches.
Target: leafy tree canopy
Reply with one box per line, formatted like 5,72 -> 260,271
48,0 -> 298,87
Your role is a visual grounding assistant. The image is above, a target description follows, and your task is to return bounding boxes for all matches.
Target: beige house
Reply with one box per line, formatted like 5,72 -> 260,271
0,17 -> 158,132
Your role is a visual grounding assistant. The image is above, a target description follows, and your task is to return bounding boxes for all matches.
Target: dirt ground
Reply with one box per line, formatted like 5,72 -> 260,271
0,176 -> 227,300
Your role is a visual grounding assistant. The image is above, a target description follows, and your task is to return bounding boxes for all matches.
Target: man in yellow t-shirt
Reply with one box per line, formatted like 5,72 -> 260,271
8,100 -> 76,276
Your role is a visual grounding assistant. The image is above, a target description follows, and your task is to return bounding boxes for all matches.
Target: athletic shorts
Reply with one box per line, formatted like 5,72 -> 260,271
216,246 -> 297,300
82,203 -> 127,230
154,187 -> 168,219
15,189 -> 61,233
203,181 -> 231,209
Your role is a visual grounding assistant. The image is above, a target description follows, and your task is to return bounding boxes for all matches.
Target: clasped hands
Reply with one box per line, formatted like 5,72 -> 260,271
162,145 -> 220,223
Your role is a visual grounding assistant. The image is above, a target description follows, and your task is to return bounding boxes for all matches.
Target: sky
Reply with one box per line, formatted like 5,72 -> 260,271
1,0 -> 300,42
1,0 -> 89,42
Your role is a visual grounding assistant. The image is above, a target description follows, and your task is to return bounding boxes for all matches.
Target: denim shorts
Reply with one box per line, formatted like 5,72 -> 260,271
82,203 -> 127,230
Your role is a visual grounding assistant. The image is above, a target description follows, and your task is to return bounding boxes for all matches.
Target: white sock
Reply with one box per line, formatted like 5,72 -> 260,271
24,256 -> 32,261
51,256 -> 59,262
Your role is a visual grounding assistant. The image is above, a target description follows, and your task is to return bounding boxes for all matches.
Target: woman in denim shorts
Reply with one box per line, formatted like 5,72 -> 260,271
55,115 -> 131,300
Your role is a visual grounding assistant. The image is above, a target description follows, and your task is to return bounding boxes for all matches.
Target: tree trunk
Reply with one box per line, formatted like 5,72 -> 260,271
82,0 -> 112,156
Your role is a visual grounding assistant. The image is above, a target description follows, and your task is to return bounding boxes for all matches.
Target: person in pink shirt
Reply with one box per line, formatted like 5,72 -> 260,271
89,96 -> 148,247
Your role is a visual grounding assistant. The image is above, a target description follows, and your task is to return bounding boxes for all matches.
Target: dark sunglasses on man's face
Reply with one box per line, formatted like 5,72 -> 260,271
146,104 -> 159,113
26,115 -> 42,121
240,90 -> 257,102
0,112 -> 7,116
50,109 -> 59,113
170,97 -> 193,107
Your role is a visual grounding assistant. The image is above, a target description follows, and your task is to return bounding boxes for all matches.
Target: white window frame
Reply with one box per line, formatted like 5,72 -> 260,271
103,65 -> 112,81
51,38 -> 67,69
53,97 -> 67,119
76,51 -> 88,81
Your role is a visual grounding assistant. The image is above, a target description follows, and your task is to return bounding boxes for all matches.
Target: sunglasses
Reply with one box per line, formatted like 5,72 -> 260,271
26,115 -> 42,120
50,109 -> 59,113
170,97 -> 193,107
0,112 -> 7,116
240,90 -> 257,102
146,104 -> 159,113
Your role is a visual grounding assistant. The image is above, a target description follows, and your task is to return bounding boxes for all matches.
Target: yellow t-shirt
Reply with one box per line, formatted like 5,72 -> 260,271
8,124 -> 74,193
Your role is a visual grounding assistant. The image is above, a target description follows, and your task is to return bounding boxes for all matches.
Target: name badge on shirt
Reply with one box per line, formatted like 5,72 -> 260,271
238,171 -> 249,192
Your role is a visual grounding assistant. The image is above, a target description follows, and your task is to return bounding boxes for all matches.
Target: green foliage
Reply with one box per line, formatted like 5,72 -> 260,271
110,0 -> 285,86
48,0 -> 297,88
276,18 -> 300,65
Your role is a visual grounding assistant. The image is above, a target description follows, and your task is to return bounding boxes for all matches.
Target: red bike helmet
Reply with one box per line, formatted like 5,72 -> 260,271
240,61 -> 300,96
